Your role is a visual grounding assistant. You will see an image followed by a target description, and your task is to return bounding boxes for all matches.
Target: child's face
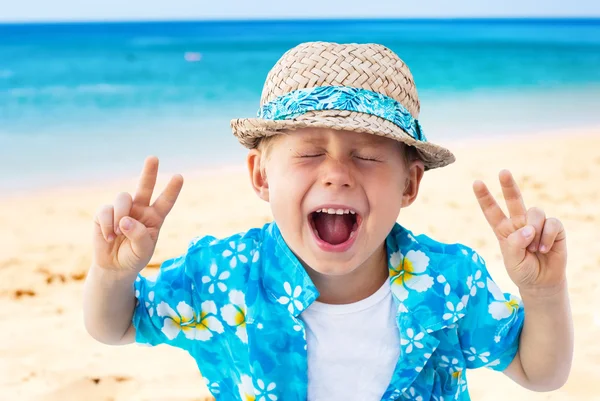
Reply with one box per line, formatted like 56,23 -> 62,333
248,128 -> 423,276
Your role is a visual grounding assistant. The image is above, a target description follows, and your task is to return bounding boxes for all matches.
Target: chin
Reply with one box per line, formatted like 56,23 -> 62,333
303,256 -> 362,276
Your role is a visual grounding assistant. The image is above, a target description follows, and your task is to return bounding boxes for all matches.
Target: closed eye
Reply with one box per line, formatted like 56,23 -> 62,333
355,156 -> 382,162
299,154 -> 324,158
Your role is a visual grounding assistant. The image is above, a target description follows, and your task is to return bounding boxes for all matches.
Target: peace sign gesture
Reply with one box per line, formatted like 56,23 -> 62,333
92,157 -> 184,273
473,170 -> 567,292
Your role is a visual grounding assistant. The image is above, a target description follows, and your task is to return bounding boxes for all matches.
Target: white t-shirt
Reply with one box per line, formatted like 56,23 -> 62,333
299,279 -> 401,401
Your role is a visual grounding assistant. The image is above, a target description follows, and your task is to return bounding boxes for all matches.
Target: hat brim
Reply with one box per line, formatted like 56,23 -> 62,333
231,110 -> 455,170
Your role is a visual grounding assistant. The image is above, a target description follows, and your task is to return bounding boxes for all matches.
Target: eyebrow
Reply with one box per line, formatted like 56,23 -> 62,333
297,135 -> 386,148
299,135 -> 325,145
356,137 -> 387,147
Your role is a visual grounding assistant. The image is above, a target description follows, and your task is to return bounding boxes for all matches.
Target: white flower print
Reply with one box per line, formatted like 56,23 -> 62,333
466,269 -> 485,296
450,368 -> 466,394
485,359 -> 501,368
157,300 -> 224,341
463,347 -> 490,363
389,250 -> 434,301
457,374 -> 467,392
460,295 -> 469,309
292,319 -> 306,349
201,263 -> 230,294
439,355 -> 460,370
487,278 -> 520,320
148,292 -> 156,315
220,290 -> 248,343
135,277 -> 157,316
277,282 -> 303,314
400,328 -> 425,354
402,386 -> 423,401
256,379 -> 278,401
442,301 -> 465,321
238,375 -> 256,401
436,275 -> 451,296
222,241 -> 249,268
251,249 -> 260,263
203,377 -> 221,395
135,290 -> 154,317
472,252 -> 484,265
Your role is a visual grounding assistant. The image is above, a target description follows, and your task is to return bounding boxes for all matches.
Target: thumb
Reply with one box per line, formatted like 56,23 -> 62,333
119,217 -> 154,257
503,225 -> 535,264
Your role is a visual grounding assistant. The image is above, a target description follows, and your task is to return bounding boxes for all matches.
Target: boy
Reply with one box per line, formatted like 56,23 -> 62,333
83,42 -> 573,400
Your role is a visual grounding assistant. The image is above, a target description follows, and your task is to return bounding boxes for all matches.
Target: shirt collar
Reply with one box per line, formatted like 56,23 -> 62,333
260,222 -> 320,317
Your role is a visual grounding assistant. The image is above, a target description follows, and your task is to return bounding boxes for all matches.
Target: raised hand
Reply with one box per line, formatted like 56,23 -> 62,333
92,156 -> 184,273
473,170 -> 567,292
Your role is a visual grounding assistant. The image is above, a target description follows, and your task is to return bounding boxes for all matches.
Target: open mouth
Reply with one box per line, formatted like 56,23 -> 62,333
308,207 -> 361,248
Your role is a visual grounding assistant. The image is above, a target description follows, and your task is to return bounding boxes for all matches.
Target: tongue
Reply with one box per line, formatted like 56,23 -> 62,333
313,213 -> 355,245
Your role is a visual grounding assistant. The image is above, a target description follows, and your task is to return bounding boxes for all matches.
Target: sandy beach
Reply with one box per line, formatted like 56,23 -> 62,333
1,128 -> 599,401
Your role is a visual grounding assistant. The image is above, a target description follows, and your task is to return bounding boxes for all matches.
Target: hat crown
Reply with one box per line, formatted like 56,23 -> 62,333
260,41 -> 421,118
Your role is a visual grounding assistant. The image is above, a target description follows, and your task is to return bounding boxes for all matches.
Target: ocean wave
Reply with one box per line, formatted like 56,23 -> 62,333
8,84 -> 135,97
129,36 -> 176,47
76,84 -> 135,94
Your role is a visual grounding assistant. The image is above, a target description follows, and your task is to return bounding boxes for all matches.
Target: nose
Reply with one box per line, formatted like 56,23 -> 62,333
320,158 -> 354,189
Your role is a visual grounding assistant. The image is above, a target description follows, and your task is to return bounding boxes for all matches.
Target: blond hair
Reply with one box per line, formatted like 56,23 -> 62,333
257,134 -> 283,176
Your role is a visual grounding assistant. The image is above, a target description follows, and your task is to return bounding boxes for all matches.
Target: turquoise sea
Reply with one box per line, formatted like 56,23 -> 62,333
1,19 -> 599,192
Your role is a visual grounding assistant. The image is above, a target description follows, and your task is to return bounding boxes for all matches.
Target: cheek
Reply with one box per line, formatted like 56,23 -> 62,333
266,163 -> 312,217
365,170 -> 405,212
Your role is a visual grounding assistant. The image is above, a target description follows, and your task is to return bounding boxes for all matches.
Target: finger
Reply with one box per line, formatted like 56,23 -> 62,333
539,218 -> 565,254
473,180 -> 507,231
499,170 -> 527,222
152,174 -> 184,219
526,207 -> 546,253
94,205 -> 115,242
119,217 -> 154,258
503,225 -> 536,268
113,192 -> 133,236
133,156 -> 159,206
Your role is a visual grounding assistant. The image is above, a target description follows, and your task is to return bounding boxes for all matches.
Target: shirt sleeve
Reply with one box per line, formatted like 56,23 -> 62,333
457,252 -> 525,372
132,252 -> 198,349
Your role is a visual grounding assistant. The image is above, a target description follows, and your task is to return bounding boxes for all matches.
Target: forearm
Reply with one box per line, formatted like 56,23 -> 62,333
509,282 -> 573,391
83,264 -> 138,345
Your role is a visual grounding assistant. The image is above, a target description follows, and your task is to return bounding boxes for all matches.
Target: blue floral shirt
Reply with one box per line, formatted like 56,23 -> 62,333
133,222 -> 525,401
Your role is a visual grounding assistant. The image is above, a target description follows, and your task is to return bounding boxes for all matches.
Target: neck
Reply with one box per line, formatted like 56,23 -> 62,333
305,245 -> 389,305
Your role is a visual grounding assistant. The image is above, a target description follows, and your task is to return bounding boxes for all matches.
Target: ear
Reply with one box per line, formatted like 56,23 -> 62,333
401,159 -> 425,207
247,149 -> 270,202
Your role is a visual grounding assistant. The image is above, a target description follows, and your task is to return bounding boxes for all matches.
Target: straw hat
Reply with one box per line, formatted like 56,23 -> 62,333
231,41 -> 455,170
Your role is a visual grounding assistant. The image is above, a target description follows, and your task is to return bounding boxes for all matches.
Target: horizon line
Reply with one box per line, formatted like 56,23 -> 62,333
1,16 -> 599,25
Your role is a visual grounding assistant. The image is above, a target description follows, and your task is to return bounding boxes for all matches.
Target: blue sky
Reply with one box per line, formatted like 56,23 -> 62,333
1,0 -> 599,22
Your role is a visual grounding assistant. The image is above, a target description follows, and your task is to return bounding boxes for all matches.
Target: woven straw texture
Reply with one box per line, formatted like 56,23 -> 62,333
231,41 -> 455,169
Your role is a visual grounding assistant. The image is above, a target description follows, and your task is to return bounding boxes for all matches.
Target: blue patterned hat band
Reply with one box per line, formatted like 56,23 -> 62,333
231,42 -> 456,170
257,86 -> 427,142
